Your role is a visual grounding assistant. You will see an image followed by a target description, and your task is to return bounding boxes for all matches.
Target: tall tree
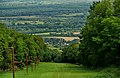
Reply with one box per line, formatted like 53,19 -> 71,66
79,0 -> 120,68
113,0 -> 120,17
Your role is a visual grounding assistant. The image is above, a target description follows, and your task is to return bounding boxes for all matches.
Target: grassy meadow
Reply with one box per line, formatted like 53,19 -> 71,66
0,62 -> 117,78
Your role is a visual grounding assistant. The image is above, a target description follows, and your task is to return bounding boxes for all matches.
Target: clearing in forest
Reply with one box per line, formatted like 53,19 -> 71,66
0,62 -> 108,78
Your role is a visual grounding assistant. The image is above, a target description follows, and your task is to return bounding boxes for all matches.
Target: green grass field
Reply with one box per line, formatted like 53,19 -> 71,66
0,62 -> 117,78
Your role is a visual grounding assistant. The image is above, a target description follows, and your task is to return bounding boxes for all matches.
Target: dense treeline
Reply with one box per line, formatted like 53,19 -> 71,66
61,43 -> 79,63
0,23 -> 47,71
62,0 -> 120,68
80,0 -> 120,68
42,48 -> 62,62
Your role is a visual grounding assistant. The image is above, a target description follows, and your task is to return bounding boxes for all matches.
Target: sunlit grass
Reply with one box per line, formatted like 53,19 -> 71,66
0,62 -> 116,78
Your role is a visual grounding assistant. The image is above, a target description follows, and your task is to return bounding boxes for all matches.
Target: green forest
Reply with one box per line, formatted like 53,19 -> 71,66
0,23 -> 45,70
0,0 -> 120,78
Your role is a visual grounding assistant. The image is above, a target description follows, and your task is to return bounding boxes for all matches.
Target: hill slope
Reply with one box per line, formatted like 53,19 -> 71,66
0,62 -> 117,78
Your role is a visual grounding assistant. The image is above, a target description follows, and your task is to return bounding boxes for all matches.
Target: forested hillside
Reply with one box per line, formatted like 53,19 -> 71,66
0,23 -> 46,70
0,23 -> 63,71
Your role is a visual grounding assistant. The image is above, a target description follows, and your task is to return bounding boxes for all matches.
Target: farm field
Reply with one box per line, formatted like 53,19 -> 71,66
0,0 -> 89,34
0,0 -> 90,47
0,62 -> 108,78
43,37 -> 79,41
